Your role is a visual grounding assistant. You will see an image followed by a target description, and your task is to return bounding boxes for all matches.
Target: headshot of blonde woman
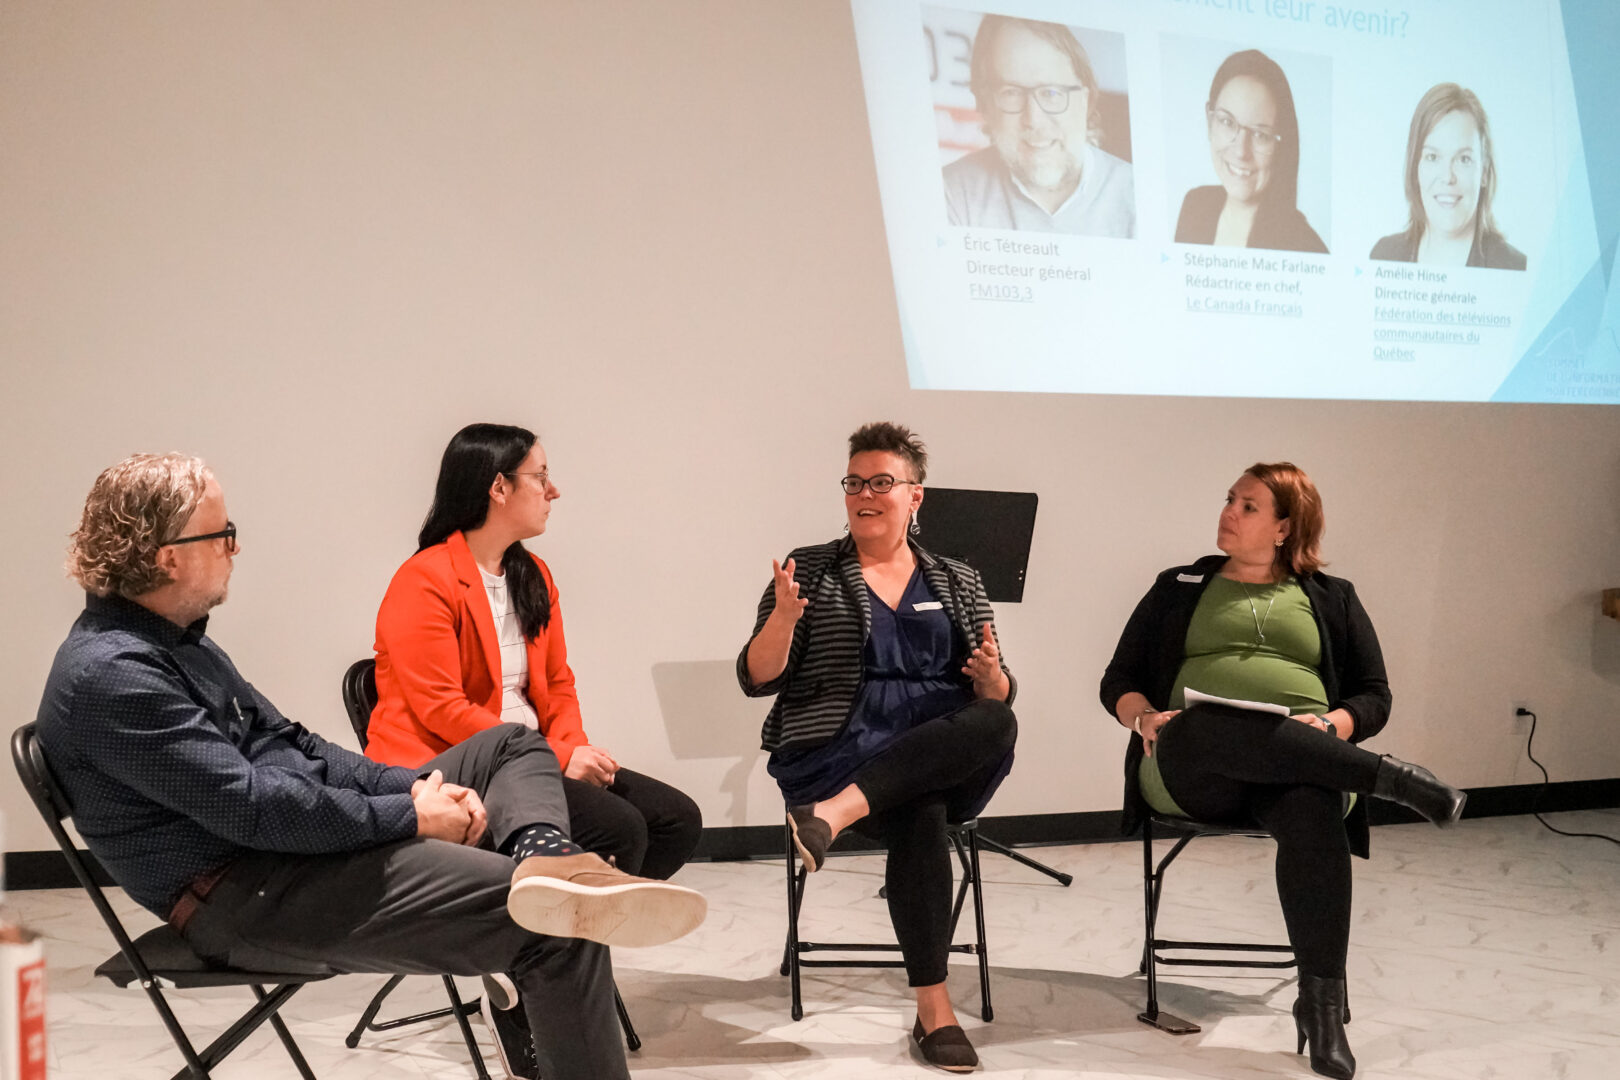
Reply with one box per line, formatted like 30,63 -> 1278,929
1369,82 -> 1526,270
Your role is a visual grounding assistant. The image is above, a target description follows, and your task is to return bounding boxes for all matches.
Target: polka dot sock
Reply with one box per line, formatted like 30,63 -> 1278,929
508,824 -> 583,861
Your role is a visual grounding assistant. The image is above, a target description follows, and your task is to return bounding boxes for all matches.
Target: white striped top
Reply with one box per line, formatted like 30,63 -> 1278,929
480,566 -> 541,731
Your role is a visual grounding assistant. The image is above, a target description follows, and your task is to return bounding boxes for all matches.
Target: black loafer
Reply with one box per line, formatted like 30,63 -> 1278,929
787,805 -> 832,873
912,1017 -> 978,1073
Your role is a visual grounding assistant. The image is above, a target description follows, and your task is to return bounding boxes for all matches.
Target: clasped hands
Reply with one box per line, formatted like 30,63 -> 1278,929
565,744 -> 619,787
412,770 -> 487,845
414,745 -> 618,843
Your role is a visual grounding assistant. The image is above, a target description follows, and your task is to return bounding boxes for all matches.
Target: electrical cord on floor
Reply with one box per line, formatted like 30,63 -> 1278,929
1517,708 -> 1620,848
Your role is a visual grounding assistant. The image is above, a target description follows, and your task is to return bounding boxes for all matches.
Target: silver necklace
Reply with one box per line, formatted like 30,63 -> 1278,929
1239,580 -> 1277,644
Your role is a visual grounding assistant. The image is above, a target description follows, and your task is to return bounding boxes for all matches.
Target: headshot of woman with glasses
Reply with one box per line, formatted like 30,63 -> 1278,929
1174,49 -> 1327,254
738,421 -> 1016,1072
1369,83 -> 1526,270
943,14 -> 1135,237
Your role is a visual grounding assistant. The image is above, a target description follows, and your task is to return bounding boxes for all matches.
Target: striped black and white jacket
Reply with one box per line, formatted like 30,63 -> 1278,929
737,535 -> 1015,752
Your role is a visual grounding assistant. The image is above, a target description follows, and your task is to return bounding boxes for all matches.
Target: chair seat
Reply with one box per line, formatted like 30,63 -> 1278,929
95,925 -> 332,990
1148,791 -> 1358,831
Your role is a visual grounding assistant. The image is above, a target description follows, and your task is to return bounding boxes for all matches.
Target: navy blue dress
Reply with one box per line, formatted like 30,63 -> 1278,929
768,568 -> 975,805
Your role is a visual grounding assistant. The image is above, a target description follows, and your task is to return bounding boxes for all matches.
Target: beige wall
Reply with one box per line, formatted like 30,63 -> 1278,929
4,1 -> 1618,855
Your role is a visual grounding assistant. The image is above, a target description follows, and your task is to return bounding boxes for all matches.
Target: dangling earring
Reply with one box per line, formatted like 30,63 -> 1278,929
842,521 -> 851,535
1274,537 -> 1284,547
909,513 -> 921,536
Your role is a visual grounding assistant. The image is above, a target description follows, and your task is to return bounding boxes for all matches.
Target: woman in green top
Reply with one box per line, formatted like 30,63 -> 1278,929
1100,462 -> 1466,1080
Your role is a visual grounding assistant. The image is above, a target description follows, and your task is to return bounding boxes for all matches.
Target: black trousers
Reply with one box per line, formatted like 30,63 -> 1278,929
563,767 -> 703,879
1154,704 -> 1385,979
845,698 -> 1016,987
180,725 -> 629,1080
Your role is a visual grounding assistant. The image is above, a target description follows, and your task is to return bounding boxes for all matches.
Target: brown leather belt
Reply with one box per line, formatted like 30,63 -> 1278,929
167,863 -> 234,934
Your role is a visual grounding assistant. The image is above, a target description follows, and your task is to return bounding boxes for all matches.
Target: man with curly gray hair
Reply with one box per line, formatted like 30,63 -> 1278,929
66,453 -> 233,621
36,454 -> 706,1080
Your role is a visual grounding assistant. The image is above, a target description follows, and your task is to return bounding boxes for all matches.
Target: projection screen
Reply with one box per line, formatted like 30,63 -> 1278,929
851,0 -> 1620,403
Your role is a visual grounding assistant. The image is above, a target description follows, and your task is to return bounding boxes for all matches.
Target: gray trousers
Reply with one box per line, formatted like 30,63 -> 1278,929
181,725 -> 629,1080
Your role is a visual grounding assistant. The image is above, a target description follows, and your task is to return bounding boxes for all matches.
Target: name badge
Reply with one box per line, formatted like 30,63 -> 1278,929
913,601 -> 944,611
1176,573 -> 1204,583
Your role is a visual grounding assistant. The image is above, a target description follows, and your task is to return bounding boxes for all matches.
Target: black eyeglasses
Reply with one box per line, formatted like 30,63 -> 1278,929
166,522 -> 237,552
841,474 -> 917,495
993,83 -> 1086,115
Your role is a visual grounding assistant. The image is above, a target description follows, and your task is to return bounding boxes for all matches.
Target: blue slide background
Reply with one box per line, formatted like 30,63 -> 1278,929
1492,0 -> 1620,402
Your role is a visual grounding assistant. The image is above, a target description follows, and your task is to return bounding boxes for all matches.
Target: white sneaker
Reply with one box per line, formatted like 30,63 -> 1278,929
481,971 -> 518,1012
480,991 -> 539,1080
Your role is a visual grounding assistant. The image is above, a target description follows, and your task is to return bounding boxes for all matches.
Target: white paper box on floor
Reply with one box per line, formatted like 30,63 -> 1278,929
0,930 -> 46,1080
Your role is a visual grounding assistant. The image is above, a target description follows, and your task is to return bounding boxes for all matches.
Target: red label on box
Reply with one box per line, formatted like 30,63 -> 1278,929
16,958 -> 45,1080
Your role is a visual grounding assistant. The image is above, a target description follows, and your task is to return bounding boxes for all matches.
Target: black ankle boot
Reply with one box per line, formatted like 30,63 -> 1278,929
1372,756 -> 1466,826
1294,975 -> 1356,1079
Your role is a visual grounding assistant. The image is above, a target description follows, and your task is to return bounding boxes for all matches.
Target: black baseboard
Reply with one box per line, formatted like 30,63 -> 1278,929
688,778 -> 1620,861
9,779 -> 1618,890
3,848 -> 116,891
1364,776 -> 1620,826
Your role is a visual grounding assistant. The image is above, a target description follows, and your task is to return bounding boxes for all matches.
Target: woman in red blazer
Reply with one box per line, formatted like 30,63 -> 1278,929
368,423 -> 702,886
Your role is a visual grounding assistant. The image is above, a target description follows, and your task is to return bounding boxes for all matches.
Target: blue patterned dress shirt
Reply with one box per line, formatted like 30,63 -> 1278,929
36,593 -> 419,917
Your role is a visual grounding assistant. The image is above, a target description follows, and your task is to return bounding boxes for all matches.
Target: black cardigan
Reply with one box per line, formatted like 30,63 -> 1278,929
1098,554 -> 1392,857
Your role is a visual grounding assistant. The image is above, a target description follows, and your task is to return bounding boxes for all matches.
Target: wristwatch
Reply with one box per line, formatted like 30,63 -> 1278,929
1319,716 -> 1337,738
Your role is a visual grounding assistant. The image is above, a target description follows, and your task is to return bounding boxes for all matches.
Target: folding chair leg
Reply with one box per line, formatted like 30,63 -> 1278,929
1140,819 -> 1156,978
614,986 -> 642,1051
345,974 -> 404,1048
965,828 -> 993,1022
780,822 -> 997,1025
144,980 -> 209,1079
439,976 -> 491,1080
171,982 -> 307,1080
254,985 -> 318,1080
782,823 -> 805,1021
1136,820 -> 1200,1035
975,833 -> 1074,886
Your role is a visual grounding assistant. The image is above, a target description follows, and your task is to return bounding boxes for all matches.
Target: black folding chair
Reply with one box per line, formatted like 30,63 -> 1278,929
339,659 -> 641,1067
1136,811 -> 1299,1034
11,723 -> 330,1080
780,815 -> 992,1023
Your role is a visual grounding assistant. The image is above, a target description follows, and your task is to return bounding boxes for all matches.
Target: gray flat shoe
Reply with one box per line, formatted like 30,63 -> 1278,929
912,1017 -> 978,1072
787,805 -> 832,872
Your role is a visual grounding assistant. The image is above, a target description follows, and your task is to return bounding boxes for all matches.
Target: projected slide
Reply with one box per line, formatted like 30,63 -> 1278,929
851,0 -> 1620,403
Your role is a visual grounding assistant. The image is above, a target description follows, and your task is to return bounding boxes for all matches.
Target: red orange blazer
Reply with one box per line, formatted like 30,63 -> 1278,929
366,530 -> 588,769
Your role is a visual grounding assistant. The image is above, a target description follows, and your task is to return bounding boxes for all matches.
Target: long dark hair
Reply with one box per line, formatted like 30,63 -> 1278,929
418,423 -> 551,638
1208,50 -> 1302,216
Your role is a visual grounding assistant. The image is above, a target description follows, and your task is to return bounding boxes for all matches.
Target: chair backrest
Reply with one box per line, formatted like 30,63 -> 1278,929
10,724 -> 158,978
340,658 -> 378,750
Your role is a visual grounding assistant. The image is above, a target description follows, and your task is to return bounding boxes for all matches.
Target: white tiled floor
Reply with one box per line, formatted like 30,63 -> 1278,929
13,810 -> 1620,1078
